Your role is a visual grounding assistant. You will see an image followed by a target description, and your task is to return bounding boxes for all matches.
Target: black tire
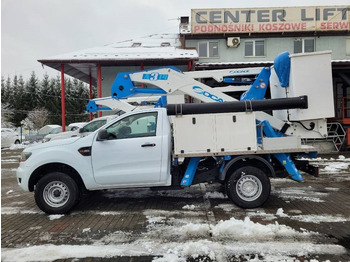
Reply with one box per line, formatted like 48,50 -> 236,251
225,166 -> 271,209
34,172 -> 80,214
14,140 -> 20,144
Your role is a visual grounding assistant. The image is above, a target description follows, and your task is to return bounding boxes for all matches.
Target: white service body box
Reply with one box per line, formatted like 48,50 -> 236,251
271,51 -> 335,121
171,112 -> 257,156
262,136 -> 301,150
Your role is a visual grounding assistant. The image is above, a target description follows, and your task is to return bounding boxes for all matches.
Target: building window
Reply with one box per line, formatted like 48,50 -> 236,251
198,41 -> 219,58
245,40 -> 265,57
294,38 -> 315,53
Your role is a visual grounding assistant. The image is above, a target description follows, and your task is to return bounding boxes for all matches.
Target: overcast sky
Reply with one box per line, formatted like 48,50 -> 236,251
2,0 -> 349,79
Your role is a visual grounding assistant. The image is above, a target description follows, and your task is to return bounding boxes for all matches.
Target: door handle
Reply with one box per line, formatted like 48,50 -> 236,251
141,143 -> 156,147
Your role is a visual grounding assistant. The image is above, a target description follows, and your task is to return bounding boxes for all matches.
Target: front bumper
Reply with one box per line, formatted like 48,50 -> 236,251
16,164 -> 31,192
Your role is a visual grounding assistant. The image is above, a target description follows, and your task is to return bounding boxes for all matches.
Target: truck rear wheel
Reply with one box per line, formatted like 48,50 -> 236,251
34,172 -> 80,214
226,166 -> 270,209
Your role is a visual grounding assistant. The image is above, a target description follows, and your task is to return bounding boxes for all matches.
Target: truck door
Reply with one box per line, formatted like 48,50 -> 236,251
91,111 -> 163,186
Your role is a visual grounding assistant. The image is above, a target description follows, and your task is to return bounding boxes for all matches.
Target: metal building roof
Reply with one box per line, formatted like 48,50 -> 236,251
38,34 -> 198,85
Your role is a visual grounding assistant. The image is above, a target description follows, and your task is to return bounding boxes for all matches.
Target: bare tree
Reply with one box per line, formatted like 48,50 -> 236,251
1,103 -> 14,128
22,107 -> 49,130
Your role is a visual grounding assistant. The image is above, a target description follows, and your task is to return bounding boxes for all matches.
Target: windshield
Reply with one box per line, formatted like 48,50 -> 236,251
80,120 -> 107,133
49,128 -> 62,134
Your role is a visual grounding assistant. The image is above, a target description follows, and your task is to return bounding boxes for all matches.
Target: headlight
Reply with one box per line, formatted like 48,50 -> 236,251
20,152 -> 32,162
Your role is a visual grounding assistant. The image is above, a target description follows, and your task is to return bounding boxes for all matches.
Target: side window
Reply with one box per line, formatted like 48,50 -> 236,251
106,112 -> 157,140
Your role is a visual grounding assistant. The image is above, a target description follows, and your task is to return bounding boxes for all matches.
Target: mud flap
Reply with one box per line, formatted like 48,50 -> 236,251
294,159 -> 319,177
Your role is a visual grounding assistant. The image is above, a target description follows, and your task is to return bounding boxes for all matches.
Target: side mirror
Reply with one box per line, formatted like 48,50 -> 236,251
79,128 -> 84,133
96,129 -> 108,141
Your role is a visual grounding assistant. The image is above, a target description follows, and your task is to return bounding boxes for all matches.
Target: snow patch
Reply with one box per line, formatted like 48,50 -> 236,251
152,254 -> 186,262
210,217 -> 308,240
289,214 -> 350,224
1,207 -> 42,215
204,191 -> 227,199
147,216 -> 166,224
182,204 -> 198,210
321,162 -> 350,173
98,211 -> 123,216
276,208 -> 288,217
178,223 -> 210,238
289,209 -> 303,214
324,187 -> 340,191
39,233 -> 52,242
29,226 -> 42,230
9,144 -> 26,150
273,187 -> 327,203
246,210 -> 277,221
48,215 -> 64,220
82,228 -> 91,233
338,155 -> 345,160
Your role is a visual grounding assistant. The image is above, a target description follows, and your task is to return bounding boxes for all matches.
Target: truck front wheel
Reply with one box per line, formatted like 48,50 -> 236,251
34,172 -> 80,214
226,166 -> 270,209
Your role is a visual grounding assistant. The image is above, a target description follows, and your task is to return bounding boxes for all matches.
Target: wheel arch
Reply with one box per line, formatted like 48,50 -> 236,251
220,155 -> 275,181
28,163 -> 86,192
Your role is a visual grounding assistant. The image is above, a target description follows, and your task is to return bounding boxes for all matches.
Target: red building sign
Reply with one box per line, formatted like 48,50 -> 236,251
191,6 -> 350,34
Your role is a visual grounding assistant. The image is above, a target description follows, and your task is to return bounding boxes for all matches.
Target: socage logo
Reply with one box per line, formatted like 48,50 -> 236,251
192,86 -> 224,102
229,69 -> 250,74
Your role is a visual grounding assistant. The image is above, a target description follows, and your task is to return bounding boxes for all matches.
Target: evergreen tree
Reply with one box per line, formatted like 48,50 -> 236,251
1,76 -> 14,127
46,76 -> 63,125
24,71 -> 39,111
1,73 -> 92,127
1,76 -> 12,104
36,73 -> 47,107
40,73 -> 51,110
10,75 -> 27,127
66,78 -> 89,124
1,76 -> 6,103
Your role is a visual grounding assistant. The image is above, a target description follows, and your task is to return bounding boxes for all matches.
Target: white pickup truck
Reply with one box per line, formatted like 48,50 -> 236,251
17,51 -> 334,214
17,100 -> 317,214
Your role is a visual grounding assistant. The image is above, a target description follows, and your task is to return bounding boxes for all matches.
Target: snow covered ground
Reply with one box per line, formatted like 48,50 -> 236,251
1,149 -> 350,261
2,211 -> 348,262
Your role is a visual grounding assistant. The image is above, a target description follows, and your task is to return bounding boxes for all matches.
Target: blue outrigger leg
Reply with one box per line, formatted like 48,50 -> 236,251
239,52 -> 303,182
261,120 -> 304,182
181,157 -> 201,186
